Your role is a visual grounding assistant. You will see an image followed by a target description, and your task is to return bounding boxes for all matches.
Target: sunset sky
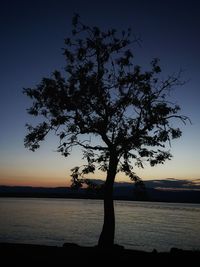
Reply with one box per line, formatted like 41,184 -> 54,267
0,0 -> 200,187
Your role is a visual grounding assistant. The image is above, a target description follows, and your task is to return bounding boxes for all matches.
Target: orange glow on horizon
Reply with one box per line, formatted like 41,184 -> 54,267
0,176 -> 71,188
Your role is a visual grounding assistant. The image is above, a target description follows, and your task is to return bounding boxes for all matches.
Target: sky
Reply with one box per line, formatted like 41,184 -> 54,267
0,0 -> 200,187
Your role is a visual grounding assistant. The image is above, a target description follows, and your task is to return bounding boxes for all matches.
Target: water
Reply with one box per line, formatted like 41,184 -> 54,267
0,198 -> 200,252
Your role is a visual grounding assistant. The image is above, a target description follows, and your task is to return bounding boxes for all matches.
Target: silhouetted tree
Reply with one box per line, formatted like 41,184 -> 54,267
24,14 -> 188,248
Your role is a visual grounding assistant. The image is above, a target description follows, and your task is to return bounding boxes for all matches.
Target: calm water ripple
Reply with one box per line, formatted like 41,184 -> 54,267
0,198 -> 199,251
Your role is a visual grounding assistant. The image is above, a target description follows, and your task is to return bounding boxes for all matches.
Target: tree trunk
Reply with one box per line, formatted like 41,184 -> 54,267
98,153 -> 118,248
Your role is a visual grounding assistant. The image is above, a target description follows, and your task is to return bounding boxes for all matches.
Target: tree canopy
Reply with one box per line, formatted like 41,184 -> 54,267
24,14 -> 188,188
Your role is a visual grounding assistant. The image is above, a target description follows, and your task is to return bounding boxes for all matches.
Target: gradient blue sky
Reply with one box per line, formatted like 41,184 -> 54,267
0,0 -> 199,187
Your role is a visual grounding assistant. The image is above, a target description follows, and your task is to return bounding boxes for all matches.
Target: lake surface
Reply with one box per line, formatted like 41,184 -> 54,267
0,198 -> 200,252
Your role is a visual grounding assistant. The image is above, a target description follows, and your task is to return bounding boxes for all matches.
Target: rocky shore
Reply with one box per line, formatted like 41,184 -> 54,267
0,242 -> 199,265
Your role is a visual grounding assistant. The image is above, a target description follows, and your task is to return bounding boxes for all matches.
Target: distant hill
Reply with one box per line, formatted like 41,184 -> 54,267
0,178 -> 200,203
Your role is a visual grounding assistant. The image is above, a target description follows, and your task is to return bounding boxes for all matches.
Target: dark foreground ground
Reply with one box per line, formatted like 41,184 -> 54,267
0,243 -> 199,266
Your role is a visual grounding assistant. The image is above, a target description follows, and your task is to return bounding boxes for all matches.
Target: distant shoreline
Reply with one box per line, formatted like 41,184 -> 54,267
0,184 -> 200,204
